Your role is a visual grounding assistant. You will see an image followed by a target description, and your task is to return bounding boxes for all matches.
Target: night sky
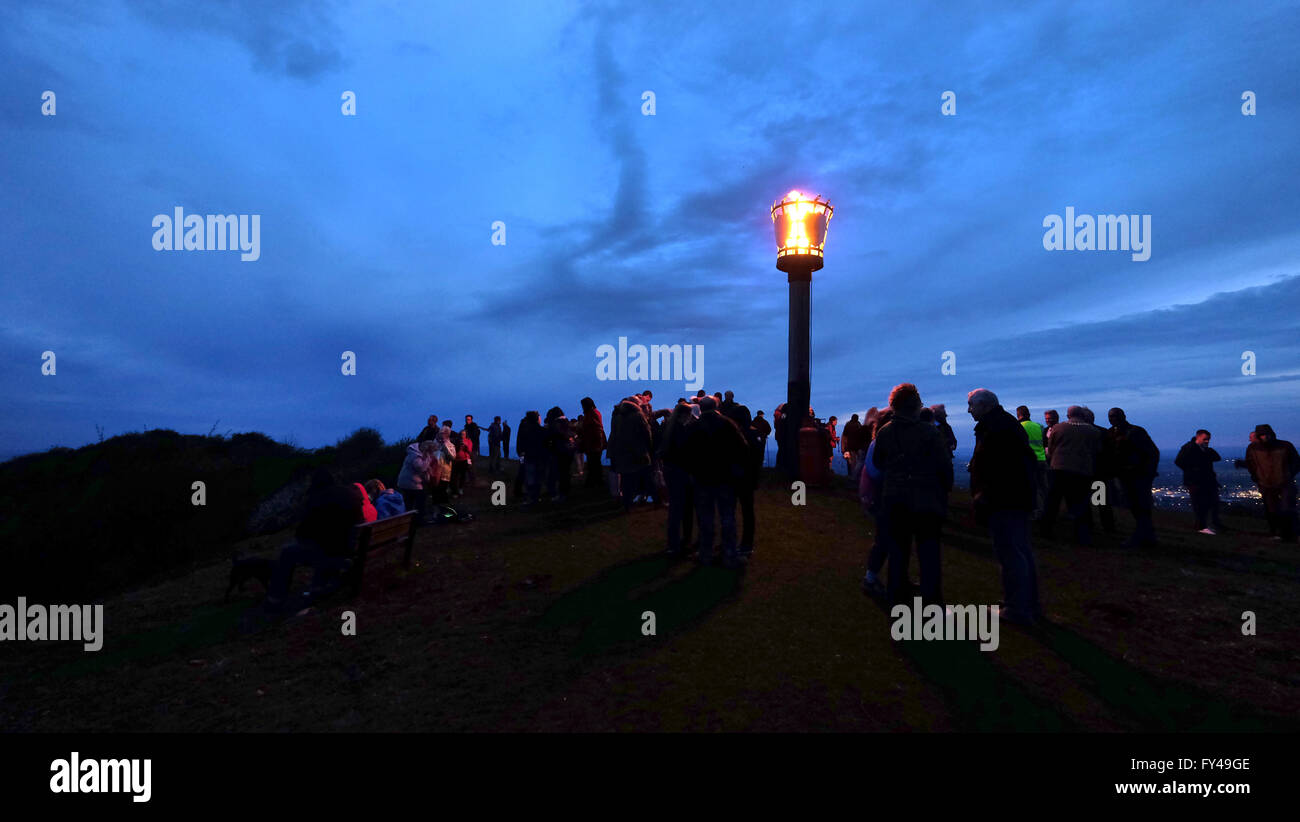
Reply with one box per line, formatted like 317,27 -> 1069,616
3,0 -> 1298,460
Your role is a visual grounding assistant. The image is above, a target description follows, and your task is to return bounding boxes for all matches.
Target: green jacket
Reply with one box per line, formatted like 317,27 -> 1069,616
1020,420 -> 1047,462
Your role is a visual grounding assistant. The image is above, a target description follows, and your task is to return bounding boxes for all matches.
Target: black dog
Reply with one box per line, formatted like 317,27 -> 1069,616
226,548 -> 273,601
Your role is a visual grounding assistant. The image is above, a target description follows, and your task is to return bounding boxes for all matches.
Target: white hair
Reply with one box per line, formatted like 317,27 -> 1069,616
967,389 -> 998,414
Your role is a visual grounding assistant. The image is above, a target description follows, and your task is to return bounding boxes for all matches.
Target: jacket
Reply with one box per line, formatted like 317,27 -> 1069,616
373,489 -> 406,519
579,408 -> 606,453
1047,421 -> 1101,476
685,411 -> 749,486
296,483 -> 365,557
1020,420 -> 1046,462
353,483 -> 378,523
970,407 -> 1036,512
1108,422 -> 1160,479
1245,433 -> 1300,489
396,443 -> 433,491
516,417 -> 548,462
608,401 -> 652,473
871,415 -> 953,515
1174,441 -> 1220,488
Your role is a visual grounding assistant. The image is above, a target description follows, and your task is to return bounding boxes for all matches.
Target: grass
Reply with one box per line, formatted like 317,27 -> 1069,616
1,462 -> 1296,732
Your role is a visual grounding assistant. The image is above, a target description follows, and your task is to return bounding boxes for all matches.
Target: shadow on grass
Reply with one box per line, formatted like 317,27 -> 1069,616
864,595 -> 1073,732
540,554 -> 744,658
1029,621 -> 1296,732
49,600 -> 250,680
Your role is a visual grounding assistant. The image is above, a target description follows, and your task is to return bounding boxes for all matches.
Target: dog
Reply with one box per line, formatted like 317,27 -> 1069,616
226,548 -> 273,601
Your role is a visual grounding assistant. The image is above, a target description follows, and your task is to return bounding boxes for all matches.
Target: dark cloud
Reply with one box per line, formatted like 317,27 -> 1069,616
129,0 -> 344,80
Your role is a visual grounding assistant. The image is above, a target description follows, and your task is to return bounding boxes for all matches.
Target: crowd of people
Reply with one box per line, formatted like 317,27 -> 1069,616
259,388 -> 1298,621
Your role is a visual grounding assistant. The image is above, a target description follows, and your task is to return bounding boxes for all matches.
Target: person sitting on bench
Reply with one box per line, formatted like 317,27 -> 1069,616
265,468 -> 365,611
364,478 -> 407,519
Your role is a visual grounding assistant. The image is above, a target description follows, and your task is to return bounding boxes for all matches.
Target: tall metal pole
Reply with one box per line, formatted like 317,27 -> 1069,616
784,266 -> 812,480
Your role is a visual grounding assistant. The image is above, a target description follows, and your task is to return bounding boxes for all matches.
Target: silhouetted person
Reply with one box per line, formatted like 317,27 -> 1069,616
721,392 -> 760,555
660,402 -> 696,558
968,389 -> 1041,624
1175,429 -> 1224,534
685,396 -> 749,567
516,410 -> 547,505
1107,407 -> 1159,548
416,415 -> 439,443
1043,409 -> 1060,452
1041,406 -> 1101,546
1245,424 -> 1300,542
502,418 -> 512,460
579,397 -> 606,487
544,406 -> 573,502
931,404 -> 957,454
609,398 -> 652,511
753,410 -> 772,464
488,416 -> 503,472
872,384 -> 952,607
1016,405 -> 1048,518
860,407 -> 895,594
841,413 -> 862,476
265,469 -> 365,610
1081,407 -> 1117,535
396,440 -> 436,517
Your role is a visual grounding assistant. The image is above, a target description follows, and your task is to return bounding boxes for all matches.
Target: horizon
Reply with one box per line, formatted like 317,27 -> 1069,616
3,1 -> 1298,464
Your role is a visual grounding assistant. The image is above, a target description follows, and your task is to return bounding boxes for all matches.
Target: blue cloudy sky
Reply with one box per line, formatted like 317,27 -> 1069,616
2,0 -> 1298,460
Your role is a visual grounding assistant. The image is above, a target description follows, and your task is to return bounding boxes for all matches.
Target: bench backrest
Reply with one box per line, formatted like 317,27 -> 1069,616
352,511 -> 418,553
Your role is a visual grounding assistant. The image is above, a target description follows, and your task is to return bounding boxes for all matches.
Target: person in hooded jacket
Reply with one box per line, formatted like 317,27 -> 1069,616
1175,429 -> 1224,534
431,426 -> 458,505
396,441 -> 436,517
579,397 -> 607,488
1245,424 -> 1300,542
364,479 -> 407,519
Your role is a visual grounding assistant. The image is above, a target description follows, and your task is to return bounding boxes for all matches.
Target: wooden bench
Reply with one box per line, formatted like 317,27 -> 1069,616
345,510 -> 420,597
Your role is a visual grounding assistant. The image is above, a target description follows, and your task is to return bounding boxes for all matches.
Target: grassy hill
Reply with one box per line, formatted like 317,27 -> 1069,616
1,454 -> 1296,732
0,427 -> 407,601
